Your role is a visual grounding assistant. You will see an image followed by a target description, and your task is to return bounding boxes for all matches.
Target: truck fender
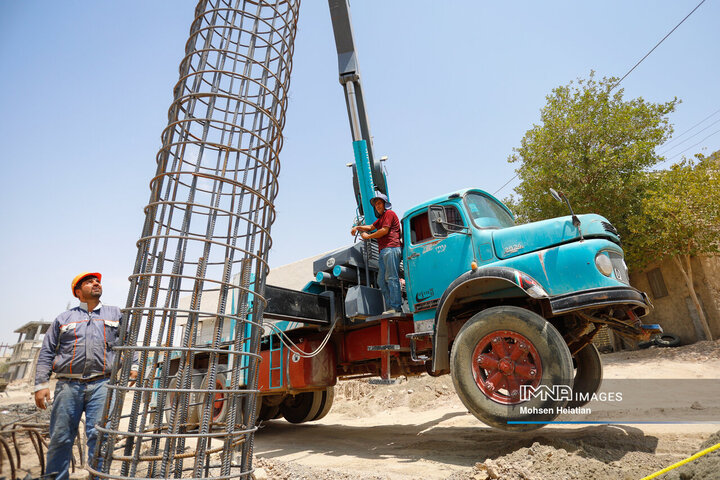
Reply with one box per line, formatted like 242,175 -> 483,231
431,266 -> 548,373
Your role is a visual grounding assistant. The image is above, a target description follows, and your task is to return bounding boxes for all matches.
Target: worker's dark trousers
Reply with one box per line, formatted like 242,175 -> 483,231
46,377 -> 109,480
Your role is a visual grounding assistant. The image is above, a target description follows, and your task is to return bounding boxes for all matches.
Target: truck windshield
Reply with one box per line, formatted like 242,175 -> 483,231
465,193 -> 515,229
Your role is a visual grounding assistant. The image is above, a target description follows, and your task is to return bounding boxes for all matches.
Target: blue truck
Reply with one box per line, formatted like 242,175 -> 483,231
245,0 -> 659,432
190,0 -> 659,432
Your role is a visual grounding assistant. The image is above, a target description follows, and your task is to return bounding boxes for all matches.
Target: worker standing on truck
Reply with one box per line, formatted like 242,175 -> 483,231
351,192 -> 403,313
34,272 -> 137,479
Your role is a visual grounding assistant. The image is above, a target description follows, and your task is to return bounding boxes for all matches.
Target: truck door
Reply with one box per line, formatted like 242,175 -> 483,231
404,204 -> 474,314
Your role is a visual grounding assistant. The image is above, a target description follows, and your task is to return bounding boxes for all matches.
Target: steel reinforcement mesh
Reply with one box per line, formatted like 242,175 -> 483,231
89,1 -> 300,478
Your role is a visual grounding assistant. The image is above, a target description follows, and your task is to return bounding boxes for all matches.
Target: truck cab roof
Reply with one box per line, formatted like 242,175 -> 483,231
402,188 -> 514,222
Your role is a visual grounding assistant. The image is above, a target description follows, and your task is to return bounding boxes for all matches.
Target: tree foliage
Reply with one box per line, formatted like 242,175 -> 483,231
630,153 -> 720,266
629,152 -> 720,339
507,73 -> 678,268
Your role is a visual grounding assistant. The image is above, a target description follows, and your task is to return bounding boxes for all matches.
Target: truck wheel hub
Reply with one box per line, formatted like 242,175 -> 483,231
471,330 -> 543,405
498,358 -> 514,374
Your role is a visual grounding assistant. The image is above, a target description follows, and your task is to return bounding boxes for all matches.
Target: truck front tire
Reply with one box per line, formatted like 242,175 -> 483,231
567,343 -> 602,408
450,306 -> 573,431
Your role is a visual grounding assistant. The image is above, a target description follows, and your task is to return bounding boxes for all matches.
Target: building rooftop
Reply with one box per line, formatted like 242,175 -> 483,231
13,321 -> 51,334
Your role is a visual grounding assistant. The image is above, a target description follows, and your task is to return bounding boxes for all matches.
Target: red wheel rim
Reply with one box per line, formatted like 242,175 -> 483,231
471,330 -> 543,405
212,380 -> 225,421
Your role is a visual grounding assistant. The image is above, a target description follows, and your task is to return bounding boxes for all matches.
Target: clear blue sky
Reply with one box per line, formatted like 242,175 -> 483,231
1,1 -> 718,343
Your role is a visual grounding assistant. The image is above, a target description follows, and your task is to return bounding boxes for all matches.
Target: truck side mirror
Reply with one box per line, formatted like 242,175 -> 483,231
428,205 -> 448,237
548,188 -> 584,240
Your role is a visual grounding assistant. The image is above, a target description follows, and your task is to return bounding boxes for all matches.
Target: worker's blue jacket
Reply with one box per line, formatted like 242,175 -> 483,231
34,302 -> 125,391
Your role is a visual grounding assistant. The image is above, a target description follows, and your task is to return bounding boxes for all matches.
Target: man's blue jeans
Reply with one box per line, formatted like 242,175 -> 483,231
378,246 -> 402,311
46,377 -> 110,480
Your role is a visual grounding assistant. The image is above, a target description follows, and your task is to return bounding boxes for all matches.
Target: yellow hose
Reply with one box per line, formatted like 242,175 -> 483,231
640,441 -> 720,479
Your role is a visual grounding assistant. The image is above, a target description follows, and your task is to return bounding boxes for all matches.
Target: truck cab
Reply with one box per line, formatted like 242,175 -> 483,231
401,188 -> 652,373
404,189 -> 513,320
403,187 -> 648,322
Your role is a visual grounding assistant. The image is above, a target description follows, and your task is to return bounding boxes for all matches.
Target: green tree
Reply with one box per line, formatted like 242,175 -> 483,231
630,153 -> 720,340
507,73 -> 678,267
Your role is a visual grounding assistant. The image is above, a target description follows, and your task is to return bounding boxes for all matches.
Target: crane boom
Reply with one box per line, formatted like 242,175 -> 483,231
328,0 -> 388,222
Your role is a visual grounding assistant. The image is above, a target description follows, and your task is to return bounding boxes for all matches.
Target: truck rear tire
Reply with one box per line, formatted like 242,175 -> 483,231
166,371 -> 203,429
567,343 -> 602,408
450,306 -> 573,432
312,387 -> 335,421
256,394 -> 285,422
280,392 -> 323,424
199,373 -> 228,426
258,403 -> 281,422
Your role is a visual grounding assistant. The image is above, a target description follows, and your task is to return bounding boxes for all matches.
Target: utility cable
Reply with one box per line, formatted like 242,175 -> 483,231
495,0 -> 707,195
493,172 -> 519,196
660,117 -> 720,154
666,128 -> 720,162
611,0 -> 706,91
662,107 -> 720,148
641,441 -> 720,480
265,312 -> 339,358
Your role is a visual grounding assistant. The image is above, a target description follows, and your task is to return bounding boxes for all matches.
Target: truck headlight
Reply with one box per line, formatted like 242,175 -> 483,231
595,253 -> 613,276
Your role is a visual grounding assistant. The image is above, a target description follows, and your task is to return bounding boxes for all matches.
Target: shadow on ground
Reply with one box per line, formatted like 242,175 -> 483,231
253,412 -> 659,469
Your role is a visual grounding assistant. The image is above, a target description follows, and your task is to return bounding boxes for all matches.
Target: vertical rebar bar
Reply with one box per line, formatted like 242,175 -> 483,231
89,1 -> 300,478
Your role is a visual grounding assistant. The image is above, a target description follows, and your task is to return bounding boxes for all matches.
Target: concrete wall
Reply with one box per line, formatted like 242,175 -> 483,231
630,255 -> 720,344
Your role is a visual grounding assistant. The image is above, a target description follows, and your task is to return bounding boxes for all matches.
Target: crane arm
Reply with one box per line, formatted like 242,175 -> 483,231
328,0 -> 388,221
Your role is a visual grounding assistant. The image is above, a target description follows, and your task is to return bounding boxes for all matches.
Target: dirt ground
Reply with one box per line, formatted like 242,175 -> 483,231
3,340 -> 720,480
252,340 -> 720,480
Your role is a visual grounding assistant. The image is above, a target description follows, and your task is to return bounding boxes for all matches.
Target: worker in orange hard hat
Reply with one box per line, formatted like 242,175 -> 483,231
35,271 -> 137,479
70,271 -> 102,297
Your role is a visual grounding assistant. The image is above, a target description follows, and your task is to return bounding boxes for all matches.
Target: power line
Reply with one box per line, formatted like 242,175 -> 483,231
611,0 -> 706,91
494,0 -> 707,196
493,173 -> 519,196
667,128 -> 720,162
660,117 -> 720,155
662,107 -> 720,148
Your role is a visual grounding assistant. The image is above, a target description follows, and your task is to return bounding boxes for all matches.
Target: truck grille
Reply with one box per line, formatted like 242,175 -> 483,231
601,221 -> 619,237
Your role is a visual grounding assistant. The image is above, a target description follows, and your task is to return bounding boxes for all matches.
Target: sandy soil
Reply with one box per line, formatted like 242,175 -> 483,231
3,341 -> 720,479
252,340 -> 720,480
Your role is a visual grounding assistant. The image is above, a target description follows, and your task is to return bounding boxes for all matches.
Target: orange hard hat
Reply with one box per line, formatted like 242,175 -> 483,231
71,272 -> 102,297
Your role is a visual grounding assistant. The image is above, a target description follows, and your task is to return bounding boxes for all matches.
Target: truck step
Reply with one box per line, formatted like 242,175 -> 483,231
405,331 -> 432,339
406,331 -> 432,362
367,311 -> 409,321
369,378 -> 400,385
367,344 -> 401,351
368,317 -> 403,384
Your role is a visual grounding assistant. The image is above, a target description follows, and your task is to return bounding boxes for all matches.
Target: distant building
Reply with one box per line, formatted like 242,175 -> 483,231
0,343 -> 11,361
5,321 -> 51,382
630,255 -> 720,345
265,252 -> 327,290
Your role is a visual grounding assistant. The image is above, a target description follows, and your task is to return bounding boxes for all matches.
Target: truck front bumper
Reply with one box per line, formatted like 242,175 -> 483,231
549,286 -> 652,317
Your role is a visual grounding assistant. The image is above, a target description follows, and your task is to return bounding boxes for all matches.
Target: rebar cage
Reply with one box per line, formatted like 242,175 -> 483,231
90,1 -> 300,478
